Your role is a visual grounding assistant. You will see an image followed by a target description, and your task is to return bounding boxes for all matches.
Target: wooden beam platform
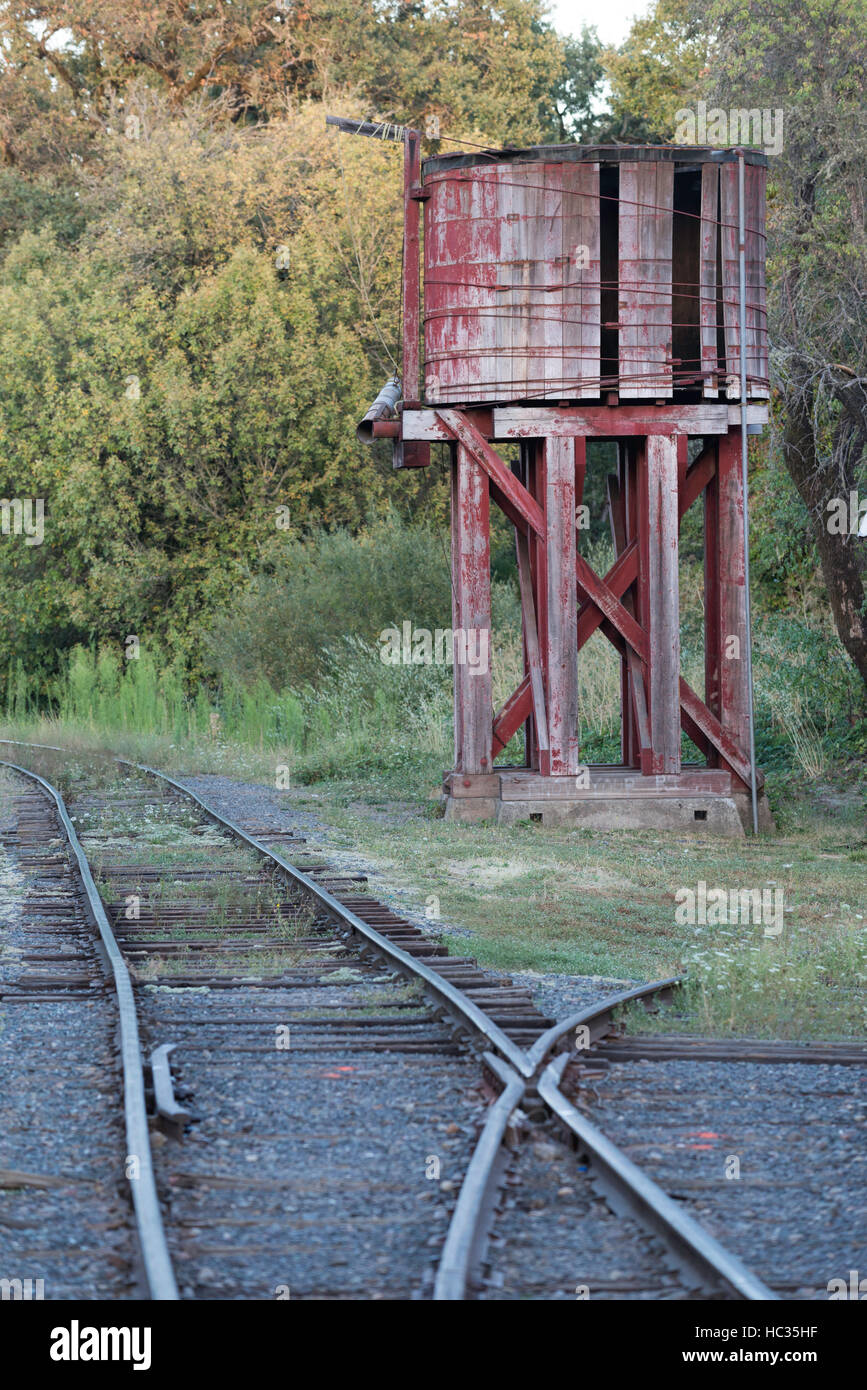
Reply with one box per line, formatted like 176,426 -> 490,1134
401,403 -> 769,442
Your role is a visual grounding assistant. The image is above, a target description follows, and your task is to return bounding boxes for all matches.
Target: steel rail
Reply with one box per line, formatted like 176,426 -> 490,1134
121,761 -> 537,1079
526,976 -> 682,1071
433,1053 -> 525,1301
538,1052 -> 777,1300
0,758 -> 179,1301
433,977 -> 682,1300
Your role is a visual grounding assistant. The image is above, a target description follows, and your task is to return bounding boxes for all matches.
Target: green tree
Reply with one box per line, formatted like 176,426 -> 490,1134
708,0 -> 867,690
602,0 -> 711,141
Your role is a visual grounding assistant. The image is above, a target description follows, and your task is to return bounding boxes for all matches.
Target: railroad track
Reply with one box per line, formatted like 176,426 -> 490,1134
2,741 -> 862,1302
2,747 -> 554,1299
0,759 -> 176,1299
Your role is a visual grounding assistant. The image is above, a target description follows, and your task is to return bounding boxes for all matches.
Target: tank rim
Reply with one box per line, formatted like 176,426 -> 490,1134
422,143 -> 768,178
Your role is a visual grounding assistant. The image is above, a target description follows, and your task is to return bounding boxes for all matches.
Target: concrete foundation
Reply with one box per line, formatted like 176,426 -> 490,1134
442,767 -> 775,836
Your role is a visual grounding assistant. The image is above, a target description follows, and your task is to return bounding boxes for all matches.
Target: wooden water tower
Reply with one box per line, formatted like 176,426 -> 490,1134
337,121 -> 773,834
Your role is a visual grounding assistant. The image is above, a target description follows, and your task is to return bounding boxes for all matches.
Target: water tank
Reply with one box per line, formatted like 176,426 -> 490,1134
422,145 -> 768,406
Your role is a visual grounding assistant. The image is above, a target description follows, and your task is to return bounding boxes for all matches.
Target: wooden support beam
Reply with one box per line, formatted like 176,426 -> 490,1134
677,434 -> 689,492
717,429 -> 751,780
401,405 -> 768,441
452,442 -> 493,774
528,440 -> 548,769
576,545 -> 645,657
449,449 -> 463,767
607,466 -> 651,764
515,532 -> 549,753
490,479 -> 531,538
623,443 -> 641,765
642,435 -> 681,773
679,677 -> 752,787
492,674 -> 531,757
704,440 -> 722,759
436,409 -> 545,537
494,405 -> 729,437
680,444 -> 717,518
543,437 -> 580,774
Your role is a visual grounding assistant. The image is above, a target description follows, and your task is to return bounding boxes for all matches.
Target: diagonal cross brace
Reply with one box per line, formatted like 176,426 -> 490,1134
436,410 -> 545,538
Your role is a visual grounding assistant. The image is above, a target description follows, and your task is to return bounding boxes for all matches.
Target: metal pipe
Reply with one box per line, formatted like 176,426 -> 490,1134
737,151 -> 760,836
356,374 -> 402,442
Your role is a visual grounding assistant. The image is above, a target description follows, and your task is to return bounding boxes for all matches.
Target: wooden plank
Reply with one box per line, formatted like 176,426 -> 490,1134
529,440 -> 548,766
679,677 -> 752,787
498,164 -> 530,398
677,433 -> 688,493
492,674 -> 532,756
727,404 -> 768,426
607,468 -> 651,764
744,161 -> 769,399
538,162 -> 561,397
436,409 -> 545,537
717,429 -> 751,776
576,540 -> 639,652
449,451 -> 463,767
399,404 -> 767,440
699,164 -> 720,399
718,161 -> 769,401
515,532 -> 549,752
610,457 -> 635,764
622,443 -> 641,765
543,437 -> 580,773
643,435 -> 681,773
453,442 -> 493,773
424,165 -> 500,403
492,405 -> 731,437
563,161 -> 601,398
618,161 -> 674,399
517,444 -> 535,767
704,440 -> 722,763
442,772 -> 501,797
483,165 -> 506,401
498,769 -> 734,798
719,163 -> 739,398
680,444 -> 716,518
575,551 -> 648,660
